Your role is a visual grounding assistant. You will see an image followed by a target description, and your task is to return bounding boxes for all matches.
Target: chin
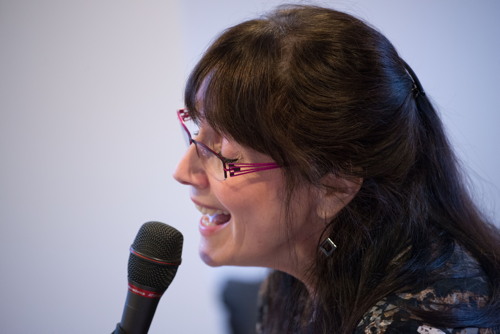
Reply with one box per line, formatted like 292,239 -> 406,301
199,250 -> 222,267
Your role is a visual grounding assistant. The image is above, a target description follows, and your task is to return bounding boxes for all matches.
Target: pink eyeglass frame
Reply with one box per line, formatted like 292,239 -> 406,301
177,109 -> 281,179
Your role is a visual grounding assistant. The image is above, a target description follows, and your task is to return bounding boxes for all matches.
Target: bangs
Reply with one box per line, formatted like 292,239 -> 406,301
184,19 -> 286,161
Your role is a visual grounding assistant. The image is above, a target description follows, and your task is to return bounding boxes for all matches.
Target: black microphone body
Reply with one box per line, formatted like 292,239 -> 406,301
119,282 -> 162,333
114,221 -> 183,334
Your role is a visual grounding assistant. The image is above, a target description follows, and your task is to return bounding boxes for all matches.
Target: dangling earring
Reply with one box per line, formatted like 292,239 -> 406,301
319,237 -> 337,256
319,213 -> 336,256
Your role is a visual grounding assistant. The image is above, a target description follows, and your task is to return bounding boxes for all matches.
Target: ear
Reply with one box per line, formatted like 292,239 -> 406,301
315,173 -> 363,220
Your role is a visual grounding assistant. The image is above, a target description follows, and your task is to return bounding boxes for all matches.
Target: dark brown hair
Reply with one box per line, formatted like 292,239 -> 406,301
185,5 -> 500,333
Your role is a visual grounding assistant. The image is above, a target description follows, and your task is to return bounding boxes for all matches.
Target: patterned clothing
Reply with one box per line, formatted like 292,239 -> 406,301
354,244 -> 496,333
355,246 -> 494,334
257,244 -> 498,333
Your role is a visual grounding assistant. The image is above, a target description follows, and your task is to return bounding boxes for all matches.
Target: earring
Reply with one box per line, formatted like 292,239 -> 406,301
319,237 -> 337,256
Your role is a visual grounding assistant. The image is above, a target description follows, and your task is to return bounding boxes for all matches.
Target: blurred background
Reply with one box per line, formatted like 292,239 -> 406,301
1,0 -> 499,333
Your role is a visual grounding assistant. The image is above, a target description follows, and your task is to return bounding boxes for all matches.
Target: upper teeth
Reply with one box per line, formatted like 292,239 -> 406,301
195,204 -> 229,216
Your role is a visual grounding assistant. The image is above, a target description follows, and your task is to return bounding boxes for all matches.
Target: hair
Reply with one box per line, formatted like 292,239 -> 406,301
184,4 -> 500,333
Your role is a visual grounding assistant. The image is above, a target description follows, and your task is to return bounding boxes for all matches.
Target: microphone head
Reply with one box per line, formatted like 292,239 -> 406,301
128,221 -> 183,292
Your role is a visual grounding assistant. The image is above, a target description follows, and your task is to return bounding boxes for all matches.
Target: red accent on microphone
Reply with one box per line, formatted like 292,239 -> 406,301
129,246 -> 181,266
127,283 -> 164,299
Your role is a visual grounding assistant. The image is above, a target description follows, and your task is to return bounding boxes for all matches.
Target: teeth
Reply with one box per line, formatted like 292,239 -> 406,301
195,204 -> 229,216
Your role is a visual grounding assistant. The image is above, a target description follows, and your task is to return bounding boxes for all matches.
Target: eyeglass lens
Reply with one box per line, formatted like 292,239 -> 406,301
180,115 -> 227,181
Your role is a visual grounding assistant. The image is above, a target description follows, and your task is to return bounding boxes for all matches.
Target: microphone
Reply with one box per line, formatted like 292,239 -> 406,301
114,221 -> 183,334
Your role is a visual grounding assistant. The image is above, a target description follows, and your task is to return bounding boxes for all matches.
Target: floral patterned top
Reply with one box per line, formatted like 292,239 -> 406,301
257,244 -> 498,333
354,244 -> 496,333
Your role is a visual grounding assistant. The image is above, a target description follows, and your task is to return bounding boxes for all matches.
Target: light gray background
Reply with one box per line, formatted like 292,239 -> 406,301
1,1 -> 498,333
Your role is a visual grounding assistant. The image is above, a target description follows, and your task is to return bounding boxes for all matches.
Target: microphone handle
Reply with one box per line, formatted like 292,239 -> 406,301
119,286 -> 162,334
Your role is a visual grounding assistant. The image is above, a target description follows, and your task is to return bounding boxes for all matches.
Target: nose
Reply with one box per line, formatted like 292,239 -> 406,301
173,144 -> 209,188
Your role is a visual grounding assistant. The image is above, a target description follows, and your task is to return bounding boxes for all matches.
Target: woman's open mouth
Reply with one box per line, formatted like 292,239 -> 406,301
195,204 -> 231,226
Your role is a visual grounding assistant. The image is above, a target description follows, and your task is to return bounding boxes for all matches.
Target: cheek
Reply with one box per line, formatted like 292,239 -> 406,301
217,182 -> 285,221
286,188 -> 321,233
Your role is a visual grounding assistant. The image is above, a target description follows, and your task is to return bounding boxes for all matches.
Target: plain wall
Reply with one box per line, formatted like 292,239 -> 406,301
1,0 -> 498,333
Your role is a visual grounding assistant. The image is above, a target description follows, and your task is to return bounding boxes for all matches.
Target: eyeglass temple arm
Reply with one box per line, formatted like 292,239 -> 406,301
225,162 -> 281,177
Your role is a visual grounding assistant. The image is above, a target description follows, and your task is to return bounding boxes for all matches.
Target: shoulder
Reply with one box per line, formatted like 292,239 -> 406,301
355,244 -> 497,334
354,296 -> 497,334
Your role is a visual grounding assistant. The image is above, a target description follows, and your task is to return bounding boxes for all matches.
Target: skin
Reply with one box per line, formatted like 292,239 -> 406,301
174,80 -> 360,287
173,125 -> 324,282
173,113 -> 361,290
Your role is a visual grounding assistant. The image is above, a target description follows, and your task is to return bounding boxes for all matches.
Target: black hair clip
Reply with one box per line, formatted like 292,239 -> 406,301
402,60 -> 425,98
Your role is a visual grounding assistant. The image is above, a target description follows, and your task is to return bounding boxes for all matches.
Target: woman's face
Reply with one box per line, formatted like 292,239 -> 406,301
173,119 -> 324,276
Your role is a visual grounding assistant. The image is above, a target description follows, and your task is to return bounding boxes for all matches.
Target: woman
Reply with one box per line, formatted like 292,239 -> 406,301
174,5 -> 500,333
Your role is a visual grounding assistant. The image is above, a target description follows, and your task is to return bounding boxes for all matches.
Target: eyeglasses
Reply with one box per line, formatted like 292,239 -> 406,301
177,109 -> 281,181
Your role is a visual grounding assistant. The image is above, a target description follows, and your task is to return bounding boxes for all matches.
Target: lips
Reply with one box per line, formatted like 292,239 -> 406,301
195,204 -> 231,226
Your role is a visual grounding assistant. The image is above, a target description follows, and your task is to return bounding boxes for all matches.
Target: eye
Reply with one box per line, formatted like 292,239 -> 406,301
219,153 -> 238,164
218,138 -> 240,163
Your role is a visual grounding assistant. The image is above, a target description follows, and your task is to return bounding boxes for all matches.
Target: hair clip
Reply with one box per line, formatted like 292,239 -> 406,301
319,237 -> 337,257
402,60 -> 425,98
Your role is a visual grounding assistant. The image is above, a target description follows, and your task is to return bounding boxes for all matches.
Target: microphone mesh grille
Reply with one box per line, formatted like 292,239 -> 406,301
128,221 -> 184,291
